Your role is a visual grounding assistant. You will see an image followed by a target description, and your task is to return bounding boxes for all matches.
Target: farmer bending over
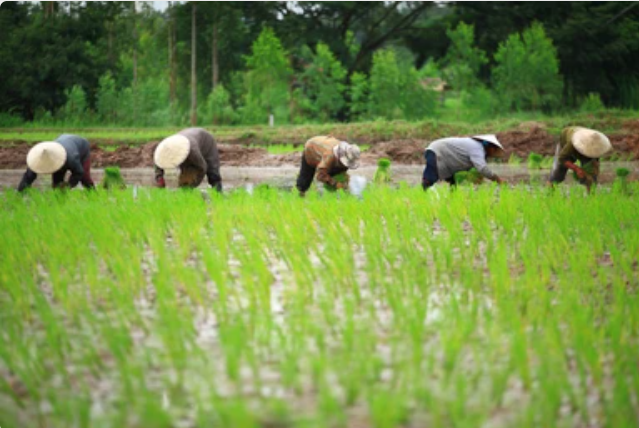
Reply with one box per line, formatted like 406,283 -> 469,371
154,128 -> 222,191
547,127 -> 611,193
18,134 -> 95,191
422,134 -> 506,190
296,136 -> 361,196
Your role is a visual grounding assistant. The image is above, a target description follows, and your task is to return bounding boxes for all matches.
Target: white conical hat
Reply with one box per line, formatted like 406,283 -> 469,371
26,142 -> 66,174
572,128 -> 611,158
472,134 -> 504,151
154,135 -> 190,169
333,142 -> 361,169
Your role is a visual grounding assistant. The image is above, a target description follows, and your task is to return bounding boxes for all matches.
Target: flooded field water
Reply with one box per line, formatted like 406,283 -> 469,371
0,162 -> 637,190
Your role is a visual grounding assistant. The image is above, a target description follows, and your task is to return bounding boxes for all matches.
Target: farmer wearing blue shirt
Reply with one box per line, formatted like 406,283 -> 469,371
422,134 -> 506,189
18,134 -> 95,191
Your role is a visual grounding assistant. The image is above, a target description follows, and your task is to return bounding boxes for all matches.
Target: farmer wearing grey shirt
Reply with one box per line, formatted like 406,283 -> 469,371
422,134 -> 506,190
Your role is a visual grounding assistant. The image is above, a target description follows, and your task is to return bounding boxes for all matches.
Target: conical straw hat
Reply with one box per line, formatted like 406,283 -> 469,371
154,135 -> 190,169
572,128 -> 611,158
472,134 -> 504,151
26,142 -> 66,174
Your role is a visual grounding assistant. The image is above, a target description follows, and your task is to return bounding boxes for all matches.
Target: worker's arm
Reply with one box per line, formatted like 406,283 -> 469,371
17,169 -> 37,192
469,148 -> 500,181
563,160 -> 587,178
316,157 -> 346,189
154,165 -> 166,187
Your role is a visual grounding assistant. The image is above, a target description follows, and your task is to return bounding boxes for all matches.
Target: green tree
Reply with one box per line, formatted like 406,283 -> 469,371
96,72 -> 119,123
367,49 -> 436,121
205,85 -> 236,125
58,85 -> 88,124
368,49 -> 403,120
349,71 -> 369,121
441,22 -> 487,93
241,27 -> 292,124
296,43 -> 347,122
493,22 -> 563,111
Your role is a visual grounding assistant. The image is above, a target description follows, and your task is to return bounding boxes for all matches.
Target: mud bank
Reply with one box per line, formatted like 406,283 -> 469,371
1,126 -> 638,170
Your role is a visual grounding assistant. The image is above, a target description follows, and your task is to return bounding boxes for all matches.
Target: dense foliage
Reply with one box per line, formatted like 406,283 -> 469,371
1,1 -> 639,126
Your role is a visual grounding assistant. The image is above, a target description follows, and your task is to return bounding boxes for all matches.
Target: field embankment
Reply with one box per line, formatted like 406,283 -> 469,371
1,113 -> 638,168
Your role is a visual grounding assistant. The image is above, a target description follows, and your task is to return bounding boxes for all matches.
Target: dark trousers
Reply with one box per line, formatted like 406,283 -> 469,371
53,156 -> 95,189
296,155 -> 347,192
296,155 -> 317,193
422,150 -> 439,189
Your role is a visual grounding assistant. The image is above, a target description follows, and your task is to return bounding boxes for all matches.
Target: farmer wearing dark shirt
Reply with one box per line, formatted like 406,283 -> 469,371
154,128 -> 222,191
18,134 -> 95,191
548,126 -> 612,192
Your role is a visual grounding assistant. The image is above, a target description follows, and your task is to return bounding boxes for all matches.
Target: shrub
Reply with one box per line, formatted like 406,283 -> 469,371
580,93 -> 605,112
493,22 -> 563,112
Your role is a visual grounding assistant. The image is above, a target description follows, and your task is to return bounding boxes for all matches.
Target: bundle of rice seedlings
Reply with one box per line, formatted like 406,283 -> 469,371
374,158 -> 391,184
101,166 -> 126,190
325,172 -> 348,192
527,152 -> 543,169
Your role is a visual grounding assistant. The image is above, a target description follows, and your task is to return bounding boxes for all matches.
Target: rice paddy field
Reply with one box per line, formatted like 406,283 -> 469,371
1,183 -> 638,428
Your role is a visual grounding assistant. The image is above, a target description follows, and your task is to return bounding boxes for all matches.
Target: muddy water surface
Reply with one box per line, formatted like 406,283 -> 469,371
0,162 -> 637,190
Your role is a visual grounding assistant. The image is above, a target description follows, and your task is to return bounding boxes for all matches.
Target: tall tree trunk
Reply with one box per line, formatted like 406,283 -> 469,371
168,2 -> 176,113
107,22 -> 114,68
190,3 -> 197,126
212,22 -> 219,89
132,2 -> 138,122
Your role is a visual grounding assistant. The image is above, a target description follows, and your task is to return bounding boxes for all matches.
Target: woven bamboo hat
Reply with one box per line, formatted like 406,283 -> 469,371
26,142 -> 66,174
154,135 -> 190,169
572,128 -> 611,158
333,142 -> 361,169
472,134 -> 504,151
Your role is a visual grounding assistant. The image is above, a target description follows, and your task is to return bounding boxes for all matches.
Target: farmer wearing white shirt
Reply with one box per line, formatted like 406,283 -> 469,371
422,134 -> 506,190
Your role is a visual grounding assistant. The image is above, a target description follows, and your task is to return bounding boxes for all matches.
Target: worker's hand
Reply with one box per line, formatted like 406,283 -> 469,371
574,168 -> 586,180
495,177 -> 507,185
156,177 -> 166,188
335,182 -> 347,191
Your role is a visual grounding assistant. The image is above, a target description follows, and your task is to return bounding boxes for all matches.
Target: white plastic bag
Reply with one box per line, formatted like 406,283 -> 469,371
349,175 -> 367,198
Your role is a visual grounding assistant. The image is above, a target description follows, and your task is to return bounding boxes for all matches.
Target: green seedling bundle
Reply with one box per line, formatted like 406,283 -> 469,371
1,184 -> 638,427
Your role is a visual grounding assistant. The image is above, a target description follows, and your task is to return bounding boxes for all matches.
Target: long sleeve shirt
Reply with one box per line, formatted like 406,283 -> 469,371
303,136 -> 348,186
18,134 -> 91,191
155,128 -> 222,191
426,137 -> 497,181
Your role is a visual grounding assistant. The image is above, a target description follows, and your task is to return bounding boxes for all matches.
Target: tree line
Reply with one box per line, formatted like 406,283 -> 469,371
1,1 -> 638,127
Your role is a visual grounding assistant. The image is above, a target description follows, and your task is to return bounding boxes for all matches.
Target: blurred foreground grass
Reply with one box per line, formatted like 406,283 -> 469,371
1,184 -> 638,427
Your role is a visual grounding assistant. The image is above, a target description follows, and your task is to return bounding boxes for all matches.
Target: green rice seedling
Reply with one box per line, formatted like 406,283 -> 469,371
508,153 -> 523,165
527,152 -> 543,169
373,158 -> 392,184
613,167 -> 631,194
101,166 -> 127,190
323,171 -> 348,192
1,184 -> 639,427
454,168 -> 483,185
